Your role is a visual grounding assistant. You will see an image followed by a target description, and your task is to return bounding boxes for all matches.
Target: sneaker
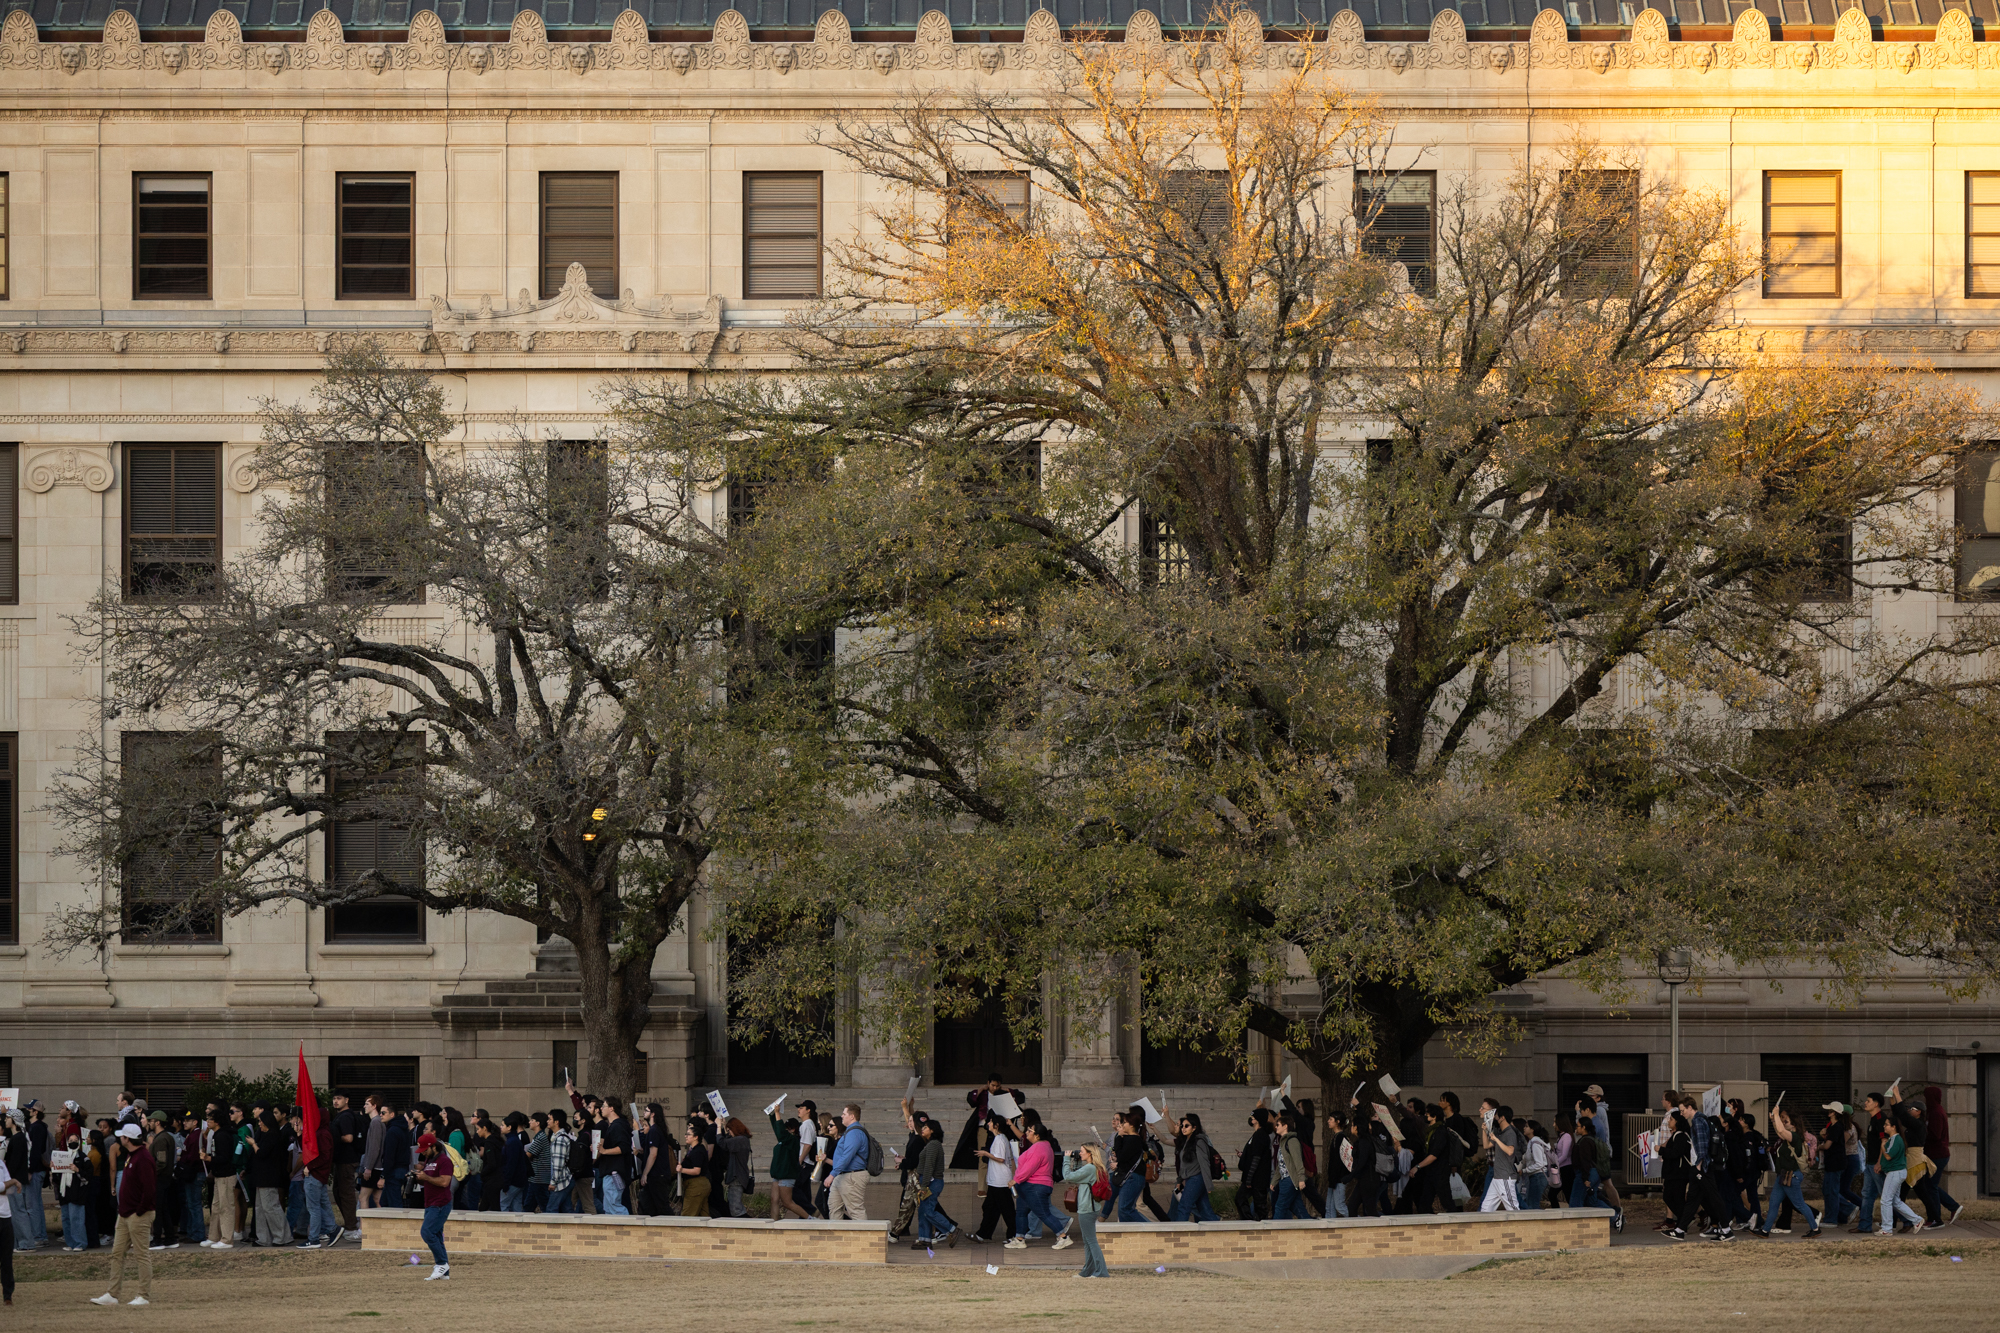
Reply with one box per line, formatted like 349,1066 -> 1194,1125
1003,1238 -> 1026,1250
1770,1227 -> 1791,1235
424,1264 -> 449,1281
1871,1228 -> 1892,1238
330,1227 -> 346,1247
148,1243 -> 168,1251
90,1293 -> 121,1306
1910,1221 -> 1925,1235
1667,1228 -> 1688,1241
210,1241 -> 232,1250
128,1298 -> 150,1307
296,1241 -> 321,1250
1611,1211 -> 1624,1233
1951,1204 -> 1965,1224
1050,1235 -> 1074,1251
200,1240 -> 214,1248
1804,1227 -> 1821,1238
1704,1229 -> 1734,1242
944,1230 -> 959,1249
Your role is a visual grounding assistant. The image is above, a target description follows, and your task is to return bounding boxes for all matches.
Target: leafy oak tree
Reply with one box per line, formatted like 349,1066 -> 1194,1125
630,10 -> 2000,1102
47,342 -> 824,1107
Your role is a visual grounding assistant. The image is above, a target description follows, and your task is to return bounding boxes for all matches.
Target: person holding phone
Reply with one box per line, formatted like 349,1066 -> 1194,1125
412,1133 -> 454,1281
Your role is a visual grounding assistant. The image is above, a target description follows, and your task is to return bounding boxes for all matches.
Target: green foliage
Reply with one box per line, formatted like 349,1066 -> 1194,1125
183,1065 -> 331,1115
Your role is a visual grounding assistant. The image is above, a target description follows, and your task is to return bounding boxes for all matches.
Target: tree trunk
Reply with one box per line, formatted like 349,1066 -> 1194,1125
571,912 -> 656,1109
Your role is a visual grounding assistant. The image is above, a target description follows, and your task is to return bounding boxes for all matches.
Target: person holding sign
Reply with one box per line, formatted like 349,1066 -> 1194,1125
952,1076 -> 1025,1172
766,1098 -> 809,1221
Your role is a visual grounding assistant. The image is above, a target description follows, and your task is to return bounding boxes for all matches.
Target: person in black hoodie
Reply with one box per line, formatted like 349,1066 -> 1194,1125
245,1111 -> 293,1248
1323,1109 -> 1352,1217
1236,1109 -> 1273,1221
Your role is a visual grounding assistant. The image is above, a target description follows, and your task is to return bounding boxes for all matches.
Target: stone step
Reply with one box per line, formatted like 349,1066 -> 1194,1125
485,978 -> 584,996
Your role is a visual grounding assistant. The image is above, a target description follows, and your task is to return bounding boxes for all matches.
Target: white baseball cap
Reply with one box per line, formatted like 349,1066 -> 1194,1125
115,1123 -> 142,1140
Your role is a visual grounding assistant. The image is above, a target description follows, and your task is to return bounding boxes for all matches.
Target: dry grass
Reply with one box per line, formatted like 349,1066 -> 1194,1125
6,1238 -> 1995,1332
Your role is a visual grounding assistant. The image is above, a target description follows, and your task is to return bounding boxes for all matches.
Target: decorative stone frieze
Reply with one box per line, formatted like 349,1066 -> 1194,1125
23,446 -> 114,494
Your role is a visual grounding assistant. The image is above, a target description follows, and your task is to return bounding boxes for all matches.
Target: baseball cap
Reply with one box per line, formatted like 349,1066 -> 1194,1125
417,1132 -> 437,1153
1822,1101 -> 1852,1114
1584,1084 -> 1605,1098
147,1110 -> 168,1123
21,1099 -> 38,1112
115,1123 -> 142,1140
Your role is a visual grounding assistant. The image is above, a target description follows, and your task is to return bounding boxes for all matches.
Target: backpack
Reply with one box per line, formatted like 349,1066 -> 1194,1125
862,1129 -> 885,1177
442,1143 -> 470,1182
1444,1129 -> 1469,1171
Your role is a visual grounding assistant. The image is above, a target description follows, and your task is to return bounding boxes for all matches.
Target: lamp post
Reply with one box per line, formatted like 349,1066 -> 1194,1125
1657,949 -> 1693,1093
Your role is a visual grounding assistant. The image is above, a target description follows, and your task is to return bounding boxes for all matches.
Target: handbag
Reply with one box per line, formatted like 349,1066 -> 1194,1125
1061,1184 -> 1079,1213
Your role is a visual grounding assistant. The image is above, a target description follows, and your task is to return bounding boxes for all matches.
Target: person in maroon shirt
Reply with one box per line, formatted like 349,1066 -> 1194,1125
90,1124 -> 155,1307
412,1133 -> 454,1281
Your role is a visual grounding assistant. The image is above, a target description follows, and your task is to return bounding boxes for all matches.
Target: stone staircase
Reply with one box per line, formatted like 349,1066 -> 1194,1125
433,976 -> 587,1030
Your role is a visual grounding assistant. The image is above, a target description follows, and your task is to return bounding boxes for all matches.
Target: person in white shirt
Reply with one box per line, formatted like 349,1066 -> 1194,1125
970,1115 -> 1019,1243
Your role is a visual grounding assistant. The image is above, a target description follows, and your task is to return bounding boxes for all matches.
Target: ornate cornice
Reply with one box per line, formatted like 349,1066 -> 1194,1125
6,4 -> 2000,88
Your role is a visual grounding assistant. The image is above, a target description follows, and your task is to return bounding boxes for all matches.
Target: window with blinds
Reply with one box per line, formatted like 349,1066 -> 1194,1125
1968,174 -> 2000,298
338,173 -> 415,300
124,444 -> 221,602
0,734 -> 14,944
0,444 -> 16,606
135,174 -> 211,299
327,444 -> 426,604
950,171 -> 1031,249
1763,172 -> 1840,298
325,731 -> 427,943
119,731 -> 222,943
1559,169 -> 1639,298
327,1056 -> 421,1112
0,173 -> 9,301
539,173 -> 618,300
744,173 -> 823,300
1166,168 -> 1232,240
548,440 -> 611,598
1355,171 -> 1437,295
1957,448 -> 2000,601
125,1057 -> 218,1117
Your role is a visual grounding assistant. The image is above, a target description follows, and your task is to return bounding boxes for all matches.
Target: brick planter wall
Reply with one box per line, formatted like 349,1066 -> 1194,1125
360,1205 -> 1607,1266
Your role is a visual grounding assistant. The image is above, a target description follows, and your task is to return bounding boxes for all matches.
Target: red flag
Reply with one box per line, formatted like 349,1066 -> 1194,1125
297,1047 -> 322,1165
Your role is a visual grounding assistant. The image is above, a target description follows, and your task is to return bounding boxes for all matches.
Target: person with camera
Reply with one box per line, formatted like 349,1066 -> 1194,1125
412,1132 -> 455,1281
1063,1144 -> 1110,1278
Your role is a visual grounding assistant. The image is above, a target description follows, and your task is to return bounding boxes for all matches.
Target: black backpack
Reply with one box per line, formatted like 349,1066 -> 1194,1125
1445,1129 -> 1469,1170
862,1128 -> 885,1177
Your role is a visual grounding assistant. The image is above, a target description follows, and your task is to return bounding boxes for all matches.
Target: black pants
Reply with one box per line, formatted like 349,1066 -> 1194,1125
1348,1171 -> 1380,1217
0,1215 -> 13,1300
151,1187 -> 179,1245
1140,1182 -> 1171,1220
976,1186 -> 1017,1240
1238,1182 -> 1268,1221
1672,1172 -> 1729,1232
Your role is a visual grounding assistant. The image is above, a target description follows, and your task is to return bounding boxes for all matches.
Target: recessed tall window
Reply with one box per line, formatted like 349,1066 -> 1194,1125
0,173 -> 9,301
1968,173 -> 2000,299
134,174 -> 212,299
1165,168 -> 1231,240
743,173 -> 823,300
1956,448 -> 2000,601
949,171 -> 1030,252
327,445 -> 426,605
119,731 -> 223,943
0,444 -> 16,606
539,173 -> 617,300
325,731 -> 427,943
123,444 -> 221,602
338,173 -> 415,300
1763,171 -> 1839,299
1355,171 -> 1436,295
0,734 -> 15,945
1139,503 -> 1192,587
1560,168 -> 1639,298
548,440 -> 611,598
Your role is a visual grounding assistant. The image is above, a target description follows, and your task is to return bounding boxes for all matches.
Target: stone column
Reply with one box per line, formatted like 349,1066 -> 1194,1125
848,973 -> 912,1088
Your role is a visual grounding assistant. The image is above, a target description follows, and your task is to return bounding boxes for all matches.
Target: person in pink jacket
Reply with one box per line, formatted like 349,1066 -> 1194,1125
1005,1124 -> 1071,1251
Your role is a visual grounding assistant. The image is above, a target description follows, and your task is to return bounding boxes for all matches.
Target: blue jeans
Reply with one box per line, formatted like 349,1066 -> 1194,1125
499,1186 -> 525,1213
1272,1179 -> 1310,1220
1169,1175 -> 1219,1223
526,1183 -> 549,1213
62,1201 -> 88,1249
1857,1165 -> 1881,1228
1114,1172 -> 1148,1222
287,1179 -> 306,1236
384,1168 -> 407,1207
1569,1168 -> 1603,1208
600,1173 -> 628,1215
1821,1157 -> 1851,1224
420,1202 -> 450,1265
916,1177 -> 954,1241
303,1176 -> 339,1243
1520,1173 -> 1548,1210
183,1180 -> 205,1240
19,1172 -> 45,1245
546,1184 -> 575,1213
1763,1173 -> 1817,1233
1876,1169 -> 1922,1233
1076,1207 -> 1108,1277
1014,1183 -> 1069,1239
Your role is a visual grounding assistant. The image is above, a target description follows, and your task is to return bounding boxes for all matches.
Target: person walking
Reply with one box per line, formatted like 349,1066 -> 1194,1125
1235,1108 -> 1273,1221
1167,1112 -> 1220,1223
1108,1111 -> 1150,1224
1918,1086 -> 1963,1226
1871,1116 -> 1926,1237
595,1103 -> 631,1216
17,1102 -> 47,1253
56,1126 -> 92,1252
523,1113 -> 552,1213
910,1118 -> 959,1249
972,1114 -> 1018,1242
719,1117 -> 754,1218
1752,1107 -> 1821,1239
246,1110 -> 291,1248
0,1148 -> 19,1305
1009,1121 -> 1071,1249
676,1124 -> 713,1216
1480,1106 -> 1524,1212
90,1124 -> 155,1308
825,1106 -> 871,1222
1271,1110 -> 1311,1220
299,1121 -> 339,1249
766,1103 -> 806,1220
1064,1144 -> 1110,1279
545,1110 -> 576,1214
330,1092 -> 365,1237
202,1107 -> 238,1249
412,1133 -> 454,1281
789,1102 -> 821,1222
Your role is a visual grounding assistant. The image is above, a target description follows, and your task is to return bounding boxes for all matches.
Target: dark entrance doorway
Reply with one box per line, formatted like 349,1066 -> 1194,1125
725,929 -> 835,1085
932,988 -> 1041,1086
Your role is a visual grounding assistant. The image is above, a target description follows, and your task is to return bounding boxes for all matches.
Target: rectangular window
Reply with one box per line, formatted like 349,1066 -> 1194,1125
552,1039 -> 578,1088
119,731 -> 222,942
123,444 -> 221,602
325,731 -> 427,943
134,174 -> 212,299
950,171 -> 1031,247
124,1056 -> 217,1118
1957,449 -> 2000,601
548,440 -> 611,598
743,173 -> 823,300
0,735 -> 14,945
1969,173 -> 2000,298
1139,504 -> 1192,587
327,445 -> 426,604
1560,168 -> 1640,298
1355,171 -> 1437,295
539,172 -> 617,301
0,444 -> 16,605
1802,523 -> 1853,603
338,173 -> 415,300
326,1056 -> 421,1113
1763,171 -> 1840,299
1759,1053 -> 1852,1114
0,173 -> 9,301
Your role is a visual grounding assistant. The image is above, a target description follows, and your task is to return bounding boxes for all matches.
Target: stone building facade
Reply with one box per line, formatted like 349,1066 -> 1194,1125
0,0 -> 1995,1200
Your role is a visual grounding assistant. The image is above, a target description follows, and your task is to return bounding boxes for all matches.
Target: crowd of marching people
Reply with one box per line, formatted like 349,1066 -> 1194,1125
0,1070 -> 1969,1298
